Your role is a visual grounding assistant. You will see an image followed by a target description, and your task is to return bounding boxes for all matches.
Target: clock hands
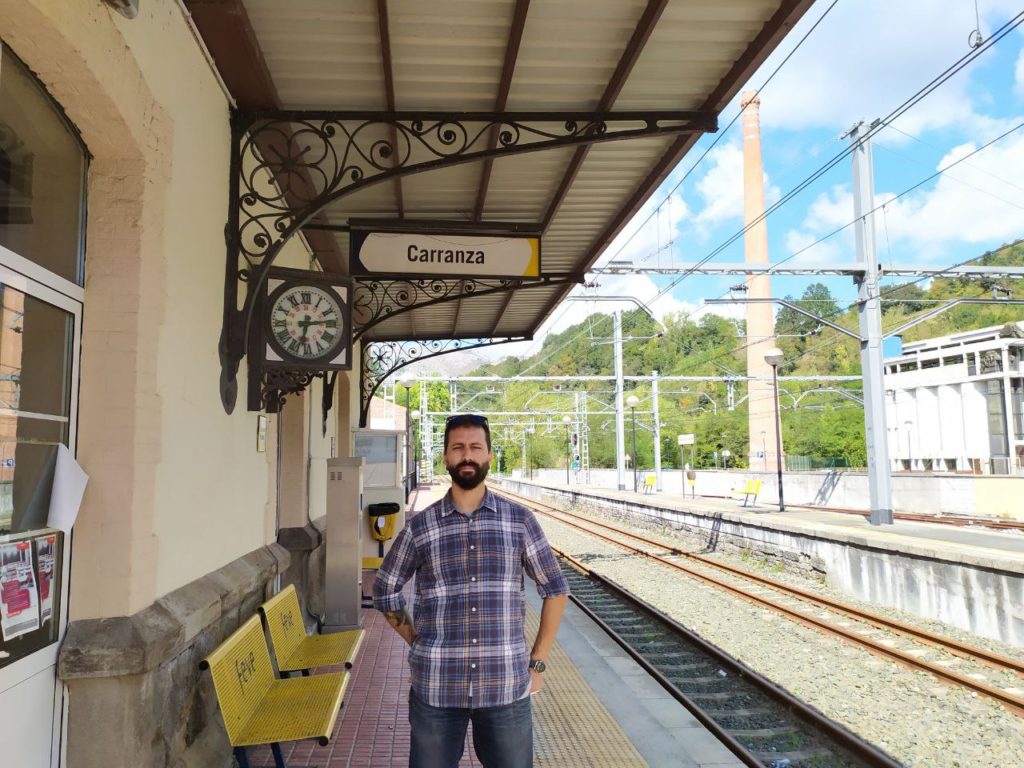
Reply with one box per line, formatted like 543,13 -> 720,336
296,315 -> 330,344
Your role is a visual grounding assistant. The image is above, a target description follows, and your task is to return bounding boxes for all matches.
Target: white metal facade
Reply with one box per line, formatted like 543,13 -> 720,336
885,323 -> 1024,475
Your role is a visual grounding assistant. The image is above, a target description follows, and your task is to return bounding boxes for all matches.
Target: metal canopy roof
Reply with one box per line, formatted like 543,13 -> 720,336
189,0 -> 813,348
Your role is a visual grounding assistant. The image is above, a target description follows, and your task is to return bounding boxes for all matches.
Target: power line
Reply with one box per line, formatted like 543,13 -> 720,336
599,0 -> 844,268
638,10 -> 1024,312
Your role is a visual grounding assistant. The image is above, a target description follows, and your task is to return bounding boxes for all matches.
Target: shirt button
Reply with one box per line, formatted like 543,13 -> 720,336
471,607 -> 477,612
472,638 -> 478,644
470,545 -> 476,550
471,663 -> 477,669
471,577 -> 476,582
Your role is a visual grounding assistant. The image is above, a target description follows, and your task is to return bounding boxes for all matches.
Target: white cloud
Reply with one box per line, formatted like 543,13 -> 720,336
782,228 -> 845,268
876,132 -> 1024,255
785,129 -> 1024,263
598,191 -> 689,268
693,143 -> 745,228
744,0 -> 1024,135
685,142 -> 782,237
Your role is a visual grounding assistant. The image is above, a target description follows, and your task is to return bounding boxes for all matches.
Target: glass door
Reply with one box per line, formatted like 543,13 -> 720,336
0,257 -> 81,768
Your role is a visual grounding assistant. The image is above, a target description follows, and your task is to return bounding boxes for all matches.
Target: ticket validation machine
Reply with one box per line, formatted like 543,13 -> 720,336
324,457 -> 364,632
353,430 -> 406,564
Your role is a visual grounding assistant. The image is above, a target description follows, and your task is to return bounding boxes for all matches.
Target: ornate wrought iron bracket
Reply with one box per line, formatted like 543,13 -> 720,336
219,109 -> 715,413
255,368 -> 320,414
352,276 -> 574,341
360,337 -> 528,427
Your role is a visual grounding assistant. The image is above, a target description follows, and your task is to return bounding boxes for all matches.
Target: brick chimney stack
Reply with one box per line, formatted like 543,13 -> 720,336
741,92 -> 782,471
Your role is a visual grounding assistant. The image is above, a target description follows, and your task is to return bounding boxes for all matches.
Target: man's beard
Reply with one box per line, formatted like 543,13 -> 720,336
447,460 -> 489,490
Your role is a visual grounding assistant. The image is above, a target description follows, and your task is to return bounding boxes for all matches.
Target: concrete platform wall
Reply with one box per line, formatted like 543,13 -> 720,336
502,479 -> 1024,648
522,468 -> 1024,519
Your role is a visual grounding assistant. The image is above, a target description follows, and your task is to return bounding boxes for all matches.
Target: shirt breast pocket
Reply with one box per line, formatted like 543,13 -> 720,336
477,526 -> 522,583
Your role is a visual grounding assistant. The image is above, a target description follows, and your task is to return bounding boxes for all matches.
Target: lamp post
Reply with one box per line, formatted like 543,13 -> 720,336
761,430 -> 767,471
411,409 -> 421,486
722,449 -> 731,470
526,426 -> 535,480
399,376 -> 416,491
562,415 -> 572,484
764,348 -> 786,512
626,395 -> 639,492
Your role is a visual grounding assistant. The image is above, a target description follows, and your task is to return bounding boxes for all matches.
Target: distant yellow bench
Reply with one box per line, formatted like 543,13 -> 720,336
200,613 -> 348,768
731,479 -> 762,507
643,474 -> 656,494
260,584 -> 365,676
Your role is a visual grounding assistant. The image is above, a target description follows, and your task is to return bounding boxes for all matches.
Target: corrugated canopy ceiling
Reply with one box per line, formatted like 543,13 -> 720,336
186,0 -> 814,343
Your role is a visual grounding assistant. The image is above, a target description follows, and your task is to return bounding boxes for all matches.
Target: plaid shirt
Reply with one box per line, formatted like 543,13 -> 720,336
373,488 -> 570,708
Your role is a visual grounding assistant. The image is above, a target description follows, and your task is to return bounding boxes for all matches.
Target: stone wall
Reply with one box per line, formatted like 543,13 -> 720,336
58,544 -> 289,768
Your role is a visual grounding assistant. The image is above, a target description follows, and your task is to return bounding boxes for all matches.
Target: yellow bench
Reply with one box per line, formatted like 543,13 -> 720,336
731,479 -> 762,507
643,474 -> 656,494
260,584 -> 365,676
200,613 -> 348,768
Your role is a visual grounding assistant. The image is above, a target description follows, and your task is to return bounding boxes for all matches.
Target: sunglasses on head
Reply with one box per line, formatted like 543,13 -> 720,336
445,414 -> 489,427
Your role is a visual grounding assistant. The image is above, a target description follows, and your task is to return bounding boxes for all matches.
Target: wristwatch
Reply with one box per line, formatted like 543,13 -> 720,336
529,659 -> 546,674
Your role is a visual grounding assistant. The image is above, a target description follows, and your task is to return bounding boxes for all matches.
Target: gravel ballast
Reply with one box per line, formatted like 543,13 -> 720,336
541,513 -> 1024,768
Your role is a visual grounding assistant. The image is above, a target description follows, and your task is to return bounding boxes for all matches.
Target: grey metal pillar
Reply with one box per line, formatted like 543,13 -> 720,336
850,121 -> 894,525
652,370 -> 663,492
614,311 -> 627,491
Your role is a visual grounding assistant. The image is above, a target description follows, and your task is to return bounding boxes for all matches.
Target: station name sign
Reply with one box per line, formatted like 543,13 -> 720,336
350,229 -> 541,279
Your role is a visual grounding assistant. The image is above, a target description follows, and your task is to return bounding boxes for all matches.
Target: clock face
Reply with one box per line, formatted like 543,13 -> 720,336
266,282 -> 346,363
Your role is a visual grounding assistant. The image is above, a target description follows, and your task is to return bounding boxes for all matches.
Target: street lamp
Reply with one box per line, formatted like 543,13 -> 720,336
399,376 -> 416,491
411,409 -> 421,486
526,426 -> 535,480
562,415 -> 572,484
626,394 -> 640,492
764,348 -> 786,512
722,449 -> 731,470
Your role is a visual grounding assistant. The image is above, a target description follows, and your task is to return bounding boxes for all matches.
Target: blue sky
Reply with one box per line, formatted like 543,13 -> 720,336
460,0 -> 1024,366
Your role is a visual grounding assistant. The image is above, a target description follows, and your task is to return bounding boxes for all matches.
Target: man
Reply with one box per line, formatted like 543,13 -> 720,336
373,413 -> 570,768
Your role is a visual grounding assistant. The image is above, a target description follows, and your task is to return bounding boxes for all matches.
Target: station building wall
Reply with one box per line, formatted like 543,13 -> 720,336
2,2 -> 357,765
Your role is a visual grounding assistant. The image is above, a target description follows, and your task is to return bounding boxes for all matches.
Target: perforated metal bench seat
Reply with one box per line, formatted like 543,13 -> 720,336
200,613 -> 349,767
260,584 -> 365,673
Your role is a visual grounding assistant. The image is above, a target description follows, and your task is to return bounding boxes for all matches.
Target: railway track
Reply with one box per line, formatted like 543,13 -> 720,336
557,556 -> 899,768
497,487 -> 1024,716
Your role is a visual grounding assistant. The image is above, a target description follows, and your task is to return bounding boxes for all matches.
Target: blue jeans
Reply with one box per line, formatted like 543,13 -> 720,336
408,688 -> 533,768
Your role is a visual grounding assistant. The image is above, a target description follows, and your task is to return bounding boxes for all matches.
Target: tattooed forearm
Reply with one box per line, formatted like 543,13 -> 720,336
384,609 -> 413,629
383,608 -> 418,646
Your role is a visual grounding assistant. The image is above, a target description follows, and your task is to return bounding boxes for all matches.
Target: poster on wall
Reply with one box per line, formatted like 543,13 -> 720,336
0,541 -> 40,641
35,535 -> 56,625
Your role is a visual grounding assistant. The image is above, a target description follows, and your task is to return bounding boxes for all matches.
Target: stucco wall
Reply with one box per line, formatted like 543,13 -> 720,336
1,0 -> 318,617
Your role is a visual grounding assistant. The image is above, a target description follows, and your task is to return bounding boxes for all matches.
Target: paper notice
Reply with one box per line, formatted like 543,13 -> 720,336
35,535 -> 56,624
46,444 -> 89,534
0,541 -> 40,641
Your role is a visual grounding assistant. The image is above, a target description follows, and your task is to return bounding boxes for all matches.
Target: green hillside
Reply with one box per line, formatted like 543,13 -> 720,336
406,240 -> 1024,473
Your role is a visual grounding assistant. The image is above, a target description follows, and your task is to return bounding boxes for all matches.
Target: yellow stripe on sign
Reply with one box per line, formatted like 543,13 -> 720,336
525,238 -> 540,277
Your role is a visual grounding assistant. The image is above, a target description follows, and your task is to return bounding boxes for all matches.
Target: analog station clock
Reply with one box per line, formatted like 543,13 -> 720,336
267,282 -> 346,362
260,269 -> 352,370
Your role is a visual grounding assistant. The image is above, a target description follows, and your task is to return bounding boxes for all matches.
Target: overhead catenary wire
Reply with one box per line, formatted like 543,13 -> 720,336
492,10 -> 1024,387
635,10 -> 1024,313
599,0 -> 844,270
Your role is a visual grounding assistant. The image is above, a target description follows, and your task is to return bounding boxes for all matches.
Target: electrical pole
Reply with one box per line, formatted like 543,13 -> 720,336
849,120 -> 894,525
614,310 -> 627,491
652,370 -> 662,492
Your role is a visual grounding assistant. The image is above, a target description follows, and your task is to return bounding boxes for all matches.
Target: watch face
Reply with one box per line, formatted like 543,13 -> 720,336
266,282 -> 346,363
529,659 -> 546,673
